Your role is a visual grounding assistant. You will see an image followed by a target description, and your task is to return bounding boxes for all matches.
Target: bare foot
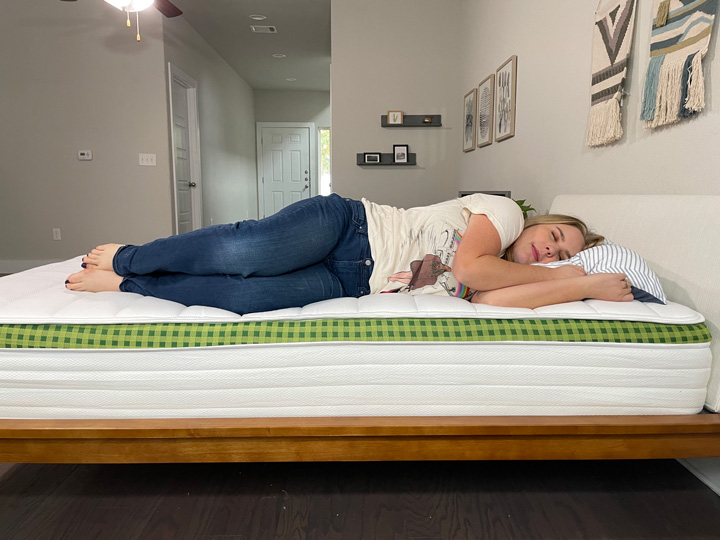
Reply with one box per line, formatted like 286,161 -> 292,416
82,243 -> 124,271
65,268 -> 123,292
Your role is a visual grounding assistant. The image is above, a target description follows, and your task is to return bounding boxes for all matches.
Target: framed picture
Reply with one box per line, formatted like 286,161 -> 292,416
363,152 -> 381,164
463,88 -> 477,152
476,74 -> 494,147
387,111 -> 404,125
495,55 -> 517,142
393,144 -> 408,163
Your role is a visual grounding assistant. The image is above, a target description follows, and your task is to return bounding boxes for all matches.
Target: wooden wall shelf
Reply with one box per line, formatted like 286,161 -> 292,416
381,114 -> 442,128
357,153 -> 417,166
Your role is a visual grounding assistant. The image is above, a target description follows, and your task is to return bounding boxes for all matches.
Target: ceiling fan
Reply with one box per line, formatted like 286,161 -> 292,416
60,0 -> 182,41
59,0 -> 183,19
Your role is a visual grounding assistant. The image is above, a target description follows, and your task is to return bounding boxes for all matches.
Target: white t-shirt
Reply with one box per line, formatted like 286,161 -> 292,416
363,193 -> 524,297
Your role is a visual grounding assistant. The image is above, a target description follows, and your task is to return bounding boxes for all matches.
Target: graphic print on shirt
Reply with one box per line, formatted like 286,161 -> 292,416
386,228 -> 472,298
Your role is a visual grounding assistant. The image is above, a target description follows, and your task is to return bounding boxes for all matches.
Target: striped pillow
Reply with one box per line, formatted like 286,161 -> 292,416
537,241 -> 666,304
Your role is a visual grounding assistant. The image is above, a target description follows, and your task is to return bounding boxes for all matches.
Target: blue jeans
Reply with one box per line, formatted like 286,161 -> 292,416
116,194 -> 374,314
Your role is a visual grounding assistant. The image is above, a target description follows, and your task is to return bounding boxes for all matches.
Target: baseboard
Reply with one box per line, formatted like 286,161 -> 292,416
679,458 -> 720,497
0,260 -> 61,274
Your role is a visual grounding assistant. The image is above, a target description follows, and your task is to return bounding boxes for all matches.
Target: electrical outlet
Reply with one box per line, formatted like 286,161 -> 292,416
52,228 -> 61,241
139,153 -> 157,166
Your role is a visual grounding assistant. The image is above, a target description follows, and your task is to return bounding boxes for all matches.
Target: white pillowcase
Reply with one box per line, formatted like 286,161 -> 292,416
536,240 -> 666,304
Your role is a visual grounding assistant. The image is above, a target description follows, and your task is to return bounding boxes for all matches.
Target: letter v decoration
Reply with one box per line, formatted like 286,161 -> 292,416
586,0 -> 638,147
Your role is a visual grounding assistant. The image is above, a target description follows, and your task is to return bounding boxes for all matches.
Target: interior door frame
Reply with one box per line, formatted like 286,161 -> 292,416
168,63 -> 203,233
255,122 -> 317,218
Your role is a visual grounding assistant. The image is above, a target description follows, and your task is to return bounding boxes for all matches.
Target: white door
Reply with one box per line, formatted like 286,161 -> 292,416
168,64 -> 202,234
258,126 -> 312,217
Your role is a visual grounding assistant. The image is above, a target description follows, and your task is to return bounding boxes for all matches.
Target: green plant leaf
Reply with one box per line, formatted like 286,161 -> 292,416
513,198 -> 536,219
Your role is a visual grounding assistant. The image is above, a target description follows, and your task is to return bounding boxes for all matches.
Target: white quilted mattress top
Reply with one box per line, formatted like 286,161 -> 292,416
0,257 -> 706,325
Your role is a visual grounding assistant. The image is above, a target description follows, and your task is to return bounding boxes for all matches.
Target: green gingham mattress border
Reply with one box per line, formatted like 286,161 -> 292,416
0,318 -> 711,349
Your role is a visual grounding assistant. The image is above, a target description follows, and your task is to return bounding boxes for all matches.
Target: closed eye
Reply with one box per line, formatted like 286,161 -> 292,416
555,227 -> 573,260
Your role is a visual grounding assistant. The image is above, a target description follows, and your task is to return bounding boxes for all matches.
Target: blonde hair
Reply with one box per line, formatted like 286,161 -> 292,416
504,214 -> 605,262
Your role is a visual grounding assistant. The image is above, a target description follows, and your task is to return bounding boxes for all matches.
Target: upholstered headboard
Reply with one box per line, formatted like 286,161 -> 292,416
550,195 -> 720,412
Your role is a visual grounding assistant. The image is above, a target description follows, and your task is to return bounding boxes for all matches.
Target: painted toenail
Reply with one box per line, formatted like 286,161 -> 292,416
65,280 -> 70,284
81,263 -> 87,268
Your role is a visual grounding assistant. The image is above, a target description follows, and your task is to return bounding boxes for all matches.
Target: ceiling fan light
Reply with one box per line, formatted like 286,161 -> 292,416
104,0 -> 155,12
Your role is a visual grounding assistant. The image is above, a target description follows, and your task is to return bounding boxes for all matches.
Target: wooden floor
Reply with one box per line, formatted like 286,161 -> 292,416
0,460 -> 719,540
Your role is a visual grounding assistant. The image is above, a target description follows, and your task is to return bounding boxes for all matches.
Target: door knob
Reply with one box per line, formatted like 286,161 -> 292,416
189,182 -> 197,187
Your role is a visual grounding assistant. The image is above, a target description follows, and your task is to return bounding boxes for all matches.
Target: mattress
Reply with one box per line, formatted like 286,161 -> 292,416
0,257 -> 712,418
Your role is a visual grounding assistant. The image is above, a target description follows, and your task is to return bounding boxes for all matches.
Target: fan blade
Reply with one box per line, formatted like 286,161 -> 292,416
154,0 -> 183,18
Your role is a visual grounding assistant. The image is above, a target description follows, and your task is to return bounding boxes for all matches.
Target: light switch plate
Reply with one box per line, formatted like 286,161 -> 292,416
139,153 -> 157,166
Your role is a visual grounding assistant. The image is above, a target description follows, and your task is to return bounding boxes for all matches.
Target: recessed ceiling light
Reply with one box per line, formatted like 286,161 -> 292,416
249,14 -> 267,21
272,53 -> 287,59
286,78 -> 297,82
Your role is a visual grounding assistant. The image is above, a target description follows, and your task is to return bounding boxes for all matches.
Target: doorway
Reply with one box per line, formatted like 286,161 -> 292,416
256,122 -> 317,218
168,63 -> 202,234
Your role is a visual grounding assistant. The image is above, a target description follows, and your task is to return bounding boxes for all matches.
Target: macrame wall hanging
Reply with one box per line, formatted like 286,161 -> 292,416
640,0 -> 718,128
587,0 -> 638,147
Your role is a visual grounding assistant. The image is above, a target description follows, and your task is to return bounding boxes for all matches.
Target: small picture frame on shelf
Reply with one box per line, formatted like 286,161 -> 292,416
463,88 -> 477,152
393,144 -> 409,163
387,111 -> 404,125
363,152 -> 381,164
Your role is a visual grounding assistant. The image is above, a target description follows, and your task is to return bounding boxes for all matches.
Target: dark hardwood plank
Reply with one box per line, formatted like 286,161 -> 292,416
0,460 -> 719,540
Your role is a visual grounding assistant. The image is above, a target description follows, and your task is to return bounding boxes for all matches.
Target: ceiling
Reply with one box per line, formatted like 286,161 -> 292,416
169,0 -> 331,91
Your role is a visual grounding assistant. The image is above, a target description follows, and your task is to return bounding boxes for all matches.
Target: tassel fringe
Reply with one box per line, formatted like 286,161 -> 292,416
586,96 -> 623,146
645,59 -> 684,128
685,51 -> 705,112
644,52 -> 707,128
640,55 -> 664,121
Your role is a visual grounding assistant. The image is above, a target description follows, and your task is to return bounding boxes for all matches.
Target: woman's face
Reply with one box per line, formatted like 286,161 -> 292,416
511,224 -> 586,265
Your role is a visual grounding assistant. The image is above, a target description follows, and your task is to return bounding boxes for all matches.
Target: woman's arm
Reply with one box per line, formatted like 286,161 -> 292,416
452,214 -> 585,292
471,273 -> 634,309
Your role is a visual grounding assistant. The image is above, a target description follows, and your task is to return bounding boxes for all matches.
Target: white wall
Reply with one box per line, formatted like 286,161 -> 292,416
0,1 -> 172,269
456,0 -> 720,494
0,2 -> 259,272
164,18 -> 259,224
254,90 -> 331,126
457,0 -> 720,214
330,0 -> 463,208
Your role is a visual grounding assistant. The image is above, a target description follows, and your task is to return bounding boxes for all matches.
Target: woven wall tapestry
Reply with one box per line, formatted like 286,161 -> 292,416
587,0 -> 638,147
640,0 -> 718,129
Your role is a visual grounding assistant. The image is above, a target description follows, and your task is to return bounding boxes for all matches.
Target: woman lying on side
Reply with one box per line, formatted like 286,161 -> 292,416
65,193 -> 634,314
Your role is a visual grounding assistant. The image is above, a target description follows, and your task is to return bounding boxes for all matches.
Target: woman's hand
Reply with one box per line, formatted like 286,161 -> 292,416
582,273 -> 634,302
547,265 -> 587,280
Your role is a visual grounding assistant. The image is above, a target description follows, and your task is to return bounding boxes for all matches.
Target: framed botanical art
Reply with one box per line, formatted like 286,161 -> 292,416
463,88 -> 477,152
387,111 -> 404,125
476,74 -> 494,147
495,55 -> 517,142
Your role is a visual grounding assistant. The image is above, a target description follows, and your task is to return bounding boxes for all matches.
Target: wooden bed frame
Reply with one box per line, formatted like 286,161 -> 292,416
1,415 -> 720,463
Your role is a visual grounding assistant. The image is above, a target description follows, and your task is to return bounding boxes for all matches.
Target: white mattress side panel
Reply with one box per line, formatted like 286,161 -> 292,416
0,341 -> 711,419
